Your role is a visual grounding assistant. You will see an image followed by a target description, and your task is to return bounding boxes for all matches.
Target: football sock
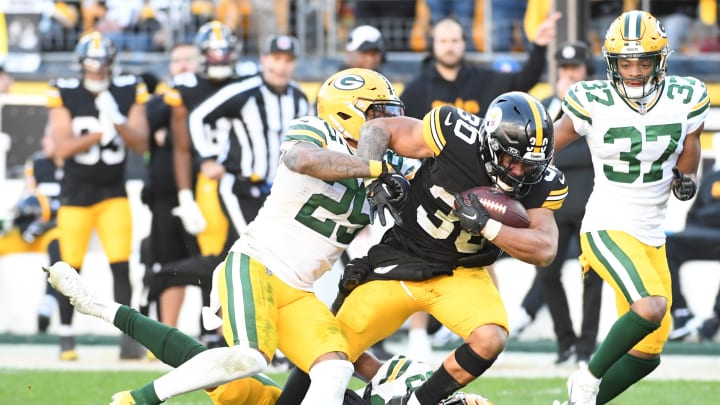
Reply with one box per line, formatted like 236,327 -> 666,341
275,367 -> 311,405
596,353 -> 660,404
301,359 -> 354,404
414,364 -> 463,405
588,310 -> 659,378
110,261 -> 131,306
57,293 -> 75,325
130,383 -> 161,405
114,305 -> 206,367
153,345 -> 267,401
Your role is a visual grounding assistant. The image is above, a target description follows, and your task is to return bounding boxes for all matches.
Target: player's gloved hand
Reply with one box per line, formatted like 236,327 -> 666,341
98,111 -> 119,146
172,189 -> 207,234
453,193 -> 490,235
331,256 -> 372,314
21,220 -> 46,244
94,90 -> 127,125
364,173 -> 410,226
671,167 -> 697,201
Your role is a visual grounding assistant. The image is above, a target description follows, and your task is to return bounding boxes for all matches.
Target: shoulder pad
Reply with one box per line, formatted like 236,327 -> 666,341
170,72 -> 199,88
284,116 -> 338,148
112,75 -> 138,88
52,78 -> 81,89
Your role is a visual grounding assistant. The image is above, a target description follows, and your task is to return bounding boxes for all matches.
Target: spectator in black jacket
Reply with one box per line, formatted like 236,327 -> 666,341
400,12 -> 561,119
667,157 -> 720,342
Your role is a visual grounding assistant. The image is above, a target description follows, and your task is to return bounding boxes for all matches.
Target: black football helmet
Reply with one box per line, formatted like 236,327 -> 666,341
481,91 -> 553,197
74,31 -> 116,93
194,20 -> 237,80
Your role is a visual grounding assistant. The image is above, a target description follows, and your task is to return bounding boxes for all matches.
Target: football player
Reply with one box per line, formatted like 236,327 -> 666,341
551,10 -> 709,405
139,42 -> 204,335
46,68 -> 418,405
46,31 -> 149,360
0,129 -> 63,333
320,91 -> 567,405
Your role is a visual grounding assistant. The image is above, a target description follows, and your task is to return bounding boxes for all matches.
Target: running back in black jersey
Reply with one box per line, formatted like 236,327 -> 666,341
373,106 -> 567,270
48,75 -> 147,205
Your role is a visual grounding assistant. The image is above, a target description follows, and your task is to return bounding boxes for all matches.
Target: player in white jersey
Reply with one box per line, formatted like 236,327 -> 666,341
101,67 -> 419,405
551,10 -> 709,405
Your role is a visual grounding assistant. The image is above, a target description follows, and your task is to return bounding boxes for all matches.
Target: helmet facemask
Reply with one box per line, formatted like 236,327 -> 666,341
81,58 -> 112,93
484,136 -> 551,198
603,10 -> 669,101
605,52 -> 667,100
481,91 -> 554,198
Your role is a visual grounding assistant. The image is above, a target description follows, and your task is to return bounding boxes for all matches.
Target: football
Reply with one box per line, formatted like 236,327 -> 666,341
455,186 -> 530,228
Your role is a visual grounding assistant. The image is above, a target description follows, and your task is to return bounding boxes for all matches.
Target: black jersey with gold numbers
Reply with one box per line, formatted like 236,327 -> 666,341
47,75 -> 147,205
376,105 -> 567,269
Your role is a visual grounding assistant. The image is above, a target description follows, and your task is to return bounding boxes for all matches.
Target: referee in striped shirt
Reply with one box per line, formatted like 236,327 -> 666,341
188,34 -> 311,238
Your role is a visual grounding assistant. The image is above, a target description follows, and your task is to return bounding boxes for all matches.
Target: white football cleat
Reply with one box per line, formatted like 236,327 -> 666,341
43,261 -> 108,318
566,364 -> 600,405
551,401 -> 568,405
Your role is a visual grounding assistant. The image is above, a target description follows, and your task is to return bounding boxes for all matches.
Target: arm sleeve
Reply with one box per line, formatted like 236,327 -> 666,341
400,79 -> 426,120
509,44 -> 547,92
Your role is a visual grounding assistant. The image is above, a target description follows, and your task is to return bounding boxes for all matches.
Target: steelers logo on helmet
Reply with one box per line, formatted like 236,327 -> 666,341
481,92 -> 553,197
483,106 -> 502,134
75,32 -> 116,93
602,10 -> 669,101
195,21 -> 237,80
317,68 -> 404,142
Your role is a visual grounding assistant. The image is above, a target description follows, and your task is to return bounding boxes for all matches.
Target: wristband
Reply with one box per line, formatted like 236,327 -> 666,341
481,219 -> 503,241
368,160 -> 392,178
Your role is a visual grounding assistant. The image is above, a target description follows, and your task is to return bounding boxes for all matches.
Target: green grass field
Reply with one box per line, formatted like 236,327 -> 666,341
2,369 -> 720,405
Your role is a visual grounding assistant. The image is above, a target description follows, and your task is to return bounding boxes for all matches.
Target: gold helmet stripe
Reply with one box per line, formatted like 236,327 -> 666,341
91,32 -> 101,52
521,92 -> 543,154
212,21 -> 222,41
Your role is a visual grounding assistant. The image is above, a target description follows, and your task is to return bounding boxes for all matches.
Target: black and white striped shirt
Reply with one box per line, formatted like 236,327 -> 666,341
188,73 -> 310,182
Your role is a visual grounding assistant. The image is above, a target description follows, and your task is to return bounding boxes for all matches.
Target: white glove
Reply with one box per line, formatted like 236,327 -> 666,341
98,111 -> 118,146
94,90 -> 127,125
172,189 -> 207,234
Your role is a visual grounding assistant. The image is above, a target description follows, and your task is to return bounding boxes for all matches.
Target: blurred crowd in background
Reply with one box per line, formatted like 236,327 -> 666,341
22,0 -> 720,56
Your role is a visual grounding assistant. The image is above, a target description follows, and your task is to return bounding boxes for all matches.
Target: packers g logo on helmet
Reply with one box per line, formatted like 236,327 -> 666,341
317,68 -> 404,142
334,74 -> 366,91
602,10 -> 669,100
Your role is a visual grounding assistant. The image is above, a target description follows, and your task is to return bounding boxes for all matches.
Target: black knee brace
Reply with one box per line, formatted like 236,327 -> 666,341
454,343 -> 495,377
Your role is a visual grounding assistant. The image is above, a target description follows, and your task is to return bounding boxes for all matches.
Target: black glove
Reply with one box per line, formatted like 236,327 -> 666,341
671,167 -> 697,201
453,193 -> 491,235
331,257 -> 372,314
343,388 -> 370,405
365,173 -> 410,226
